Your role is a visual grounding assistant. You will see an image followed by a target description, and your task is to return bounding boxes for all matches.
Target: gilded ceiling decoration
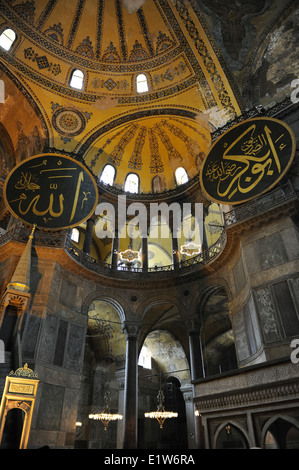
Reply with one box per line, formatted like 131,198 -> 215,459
85,114 -> 211,191
0,0 -> 241,191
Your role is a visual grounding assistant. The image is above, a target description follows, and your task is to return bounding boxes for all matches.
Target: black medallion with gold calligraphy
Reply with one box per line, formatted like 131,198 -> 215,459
4,154 -> 99,230
200,117 -> 296,205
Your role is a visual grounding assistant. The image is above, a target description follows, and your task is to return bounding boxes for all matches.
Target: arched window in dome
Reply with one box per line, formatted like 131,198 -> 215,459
99,164 -> 116,186
175,167 -> 188,186
0,28 -> 16,51
69,69 -> 84,90
136,73 -> 149,93
70,227 -> 80,243
124,173 -> 139,193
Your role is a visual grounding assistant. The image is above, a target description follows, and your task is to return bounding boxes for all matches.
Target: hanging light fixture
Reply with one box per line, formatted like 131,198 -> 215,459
144,332 -> 178,429
180,240 -> 201,256
119,248 -> 140,263
88,324 -> 122,430
119,238 -> 140,263
89,391 -> 123,431
145,388 -> 178,429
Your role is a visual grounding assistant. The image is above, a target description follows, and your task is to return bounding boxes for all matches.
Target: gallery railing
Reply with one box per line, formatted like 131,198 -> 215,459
0,222 -> 226,276
64,228 -> 227,275
1,182 -> 297,277
224,181 -> 297,227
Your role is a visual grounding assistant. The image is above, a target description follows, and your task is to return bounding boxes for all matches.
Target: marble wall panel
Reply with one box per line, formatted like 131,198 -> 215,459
38,314 -> 59,364
64,324 -> 85,371
253,287 -> 282,343
36,383 -> 65,431
231,309 -> 250,362
22,314 -> 41,359
59,277 -> 77,309
233,256 -> 247,294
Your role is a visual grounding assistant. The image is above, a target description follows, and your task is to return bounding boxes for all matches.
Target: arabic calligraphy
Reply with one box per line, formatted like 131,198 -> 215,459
4,154 -> 98,230
201,118 -> 295,205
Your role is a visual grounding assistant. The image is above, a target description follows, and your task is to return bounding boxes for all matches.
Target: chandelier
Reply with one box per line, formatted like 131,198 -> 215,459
119,248 -> 140,263
180,241 -> 201,256
89,391 -> 122,431
144,389 -> 178,429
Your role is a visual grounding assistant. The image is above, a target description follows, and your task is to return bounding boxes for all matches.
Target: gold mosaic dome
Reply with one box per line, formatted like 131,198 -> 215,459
0,0 -> 241,193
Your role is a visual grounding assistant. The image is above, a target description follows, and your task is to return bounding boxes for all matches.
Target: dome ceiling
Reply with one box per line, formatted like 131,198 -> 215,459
0,0 -> 241,192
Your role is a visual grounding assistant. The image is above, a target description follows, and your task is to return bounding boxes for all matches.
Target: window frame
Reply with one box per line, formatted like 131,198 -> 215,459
99,164 -> 116,186
175,167 -> 189,186
69,68 -> 85,90
0,27 -> 16,51
124,172 -> 139,194
70,227 -> 80,243
136,73 -> 149,94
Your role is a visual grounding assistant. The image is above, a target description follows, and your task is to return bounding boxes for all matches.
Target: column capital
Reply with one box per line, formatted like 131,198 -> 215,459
180,384 -> 193,402
122,321 -> 141,339
185,317 -> 201,334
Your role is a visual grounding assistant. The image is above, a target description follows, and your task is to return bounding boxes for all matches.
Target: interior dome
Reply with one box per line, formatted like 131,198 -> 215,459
0,0 -> 241,193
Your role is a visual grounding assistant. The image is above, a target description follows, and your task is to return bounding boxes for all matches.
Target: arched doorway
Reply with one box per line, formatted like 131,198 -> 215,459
200,286 -> 237,376
215,423 -> 249,449
75,299 -> 126,449
0,408 -> 23,449
138,329 -> 189,449
264,417 -> 299,449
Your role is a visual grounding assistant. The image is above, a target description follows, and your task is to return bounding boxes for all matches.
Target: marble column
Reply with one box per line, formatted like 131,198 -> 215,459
115,368 -> 125,449
111,227 -> 119,268
83,216 -> 95,254
186,319 -> 205,449
122,322 -> 140,449
141,230 -> 148,272
189,331 -> 205,380
181,384 -> 197,449
171,213 -> 180,266
201,206 -> 209,260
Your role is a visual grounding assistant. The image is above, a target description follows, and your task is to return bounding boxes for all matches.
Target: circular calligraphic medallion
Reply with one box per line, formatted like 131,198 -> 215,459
200,117 -> 296,205
3,154 -> 99,230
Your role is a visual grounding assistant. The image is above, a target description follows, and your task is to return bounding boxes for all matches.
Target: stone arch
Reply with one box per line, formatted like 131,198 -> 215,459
140,293 -> 187,320
138,328 -> 189,449
194,283 -> 237,376
214,421 -> 250,449
140,329 -> 190,381
138,295 -> 190,369
81,290 -> 127,324
195,277 -> 233,313
261,415 -> 299,449
77,295 -> 125,449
